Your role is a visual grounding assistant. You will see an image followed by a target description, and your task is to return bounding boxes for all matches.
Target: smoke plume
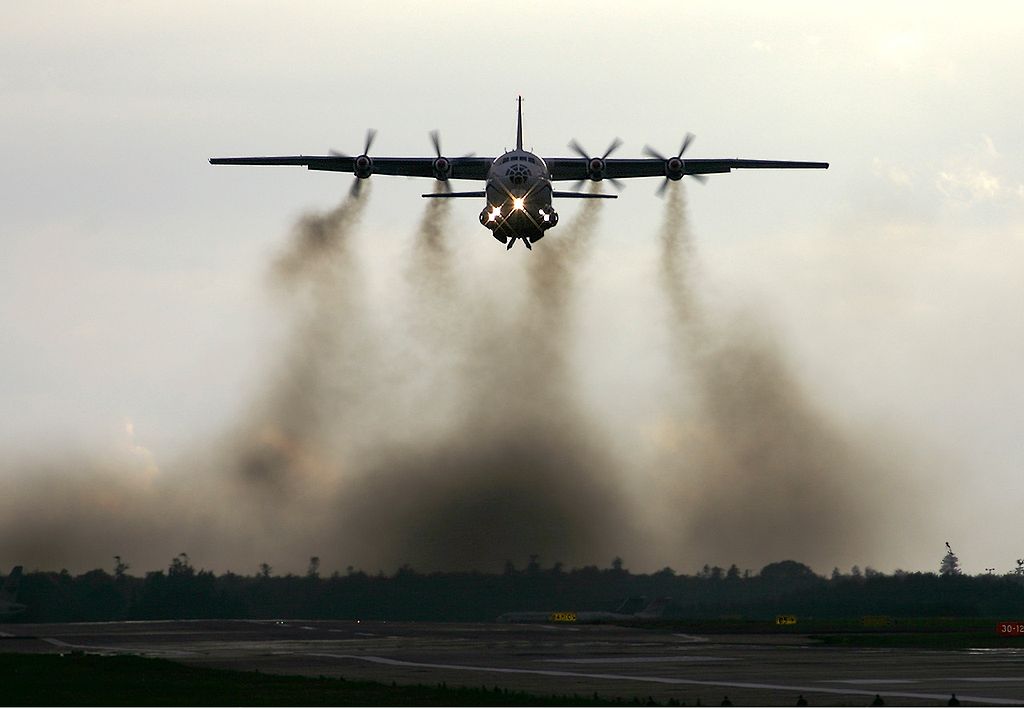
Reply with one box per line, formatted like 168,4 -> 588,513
332,196 -> 640,572
653,184 -> 888,570
0,184 -> 915,576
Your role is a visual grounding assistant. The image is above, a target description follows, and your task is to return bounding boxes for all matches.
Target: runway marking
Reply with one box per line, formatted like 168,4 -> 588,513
307,653 -> 1024,706
542,656 -> 732,664
672,633 -> 709,643
0,631 -> 15,638
40,636 -> 197,657
825,679 -> 917,685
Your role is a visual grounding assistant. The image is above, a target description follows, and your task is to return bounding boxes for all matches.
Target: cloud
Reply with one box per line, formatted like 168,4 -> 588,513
935,135 -> 1022,205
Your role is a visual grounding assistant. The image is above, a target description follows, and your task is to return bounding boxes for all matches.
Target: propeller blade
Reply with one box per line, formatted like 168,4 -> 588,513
430,130 -> 442,158
655,178 -> 670,198
571,179 -> 587,192
460,151 -> 476,158
329,149 -> 349,158
643,145 -> 666,161
678,132 -> 695,157
363,128 -> 377,155
568,139 -> 589,160
689,173 -> 709,185
349,178 -> 362,198
601,137 -> 623,160
608,176 -> 625,192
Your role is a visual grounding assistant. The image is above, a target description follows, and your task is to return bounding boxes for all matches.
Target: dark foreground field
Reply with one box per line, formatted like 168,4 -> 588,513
0,653 -> 622,707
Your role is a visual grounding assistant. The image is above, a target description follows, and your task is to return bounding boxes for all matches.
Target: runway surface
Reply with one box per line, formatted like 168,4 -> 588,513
3,620 -> 1023,706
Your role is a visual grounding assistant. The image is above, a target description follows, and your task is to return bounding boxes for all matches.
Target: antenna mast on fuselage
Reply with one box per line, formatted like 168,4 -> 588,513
516,95 -> 523,151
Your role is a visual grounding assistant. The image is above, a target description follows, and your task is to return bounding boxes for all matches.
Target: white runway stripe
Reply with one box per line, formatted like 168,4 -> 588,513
543,656 -> 732,664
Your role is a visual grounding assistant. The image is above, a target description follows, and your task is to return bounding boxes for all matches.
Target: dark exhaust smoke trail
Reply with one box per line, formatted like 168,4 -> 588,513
657,184 -> 883,571
0,192 -> 373,573
229,190 -> 371,498
0,191 -> 623,574
406,193 -> 455,301
332,197 -> 640,572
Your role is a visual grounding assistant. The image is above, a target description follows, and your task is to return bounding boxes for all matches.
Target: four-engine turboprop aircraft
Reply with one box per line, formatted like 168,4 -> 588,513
211,97 -> 828,250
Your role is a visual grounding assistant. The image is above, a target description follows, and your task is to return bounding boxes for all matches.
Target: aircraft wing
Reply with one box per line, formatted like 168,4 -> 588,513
546,158 -> 829,181
209,155 -> 494,181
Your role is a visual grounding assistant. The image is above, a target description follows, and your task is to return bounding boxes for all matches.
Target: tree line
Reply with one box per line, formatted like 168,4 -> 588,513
5,555 -> 1024,623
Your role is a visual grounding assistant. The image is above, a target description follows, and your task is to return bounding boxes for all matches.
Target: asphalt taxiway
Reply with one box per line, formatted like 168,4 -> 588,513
2,620 -> 1023,706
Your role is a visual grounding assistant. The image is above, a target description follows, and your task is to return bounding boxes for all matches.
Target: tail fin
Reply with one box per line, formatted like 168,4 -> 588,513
516,96 -> 523,151
1,566 -> 23,601
635,597 -> 671,618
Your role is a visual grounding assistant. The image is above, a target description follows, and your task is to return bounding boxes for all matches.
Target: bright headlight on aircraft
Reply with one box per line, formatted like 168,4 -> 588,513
488,205 -> 502,221
512,197 -> 525,211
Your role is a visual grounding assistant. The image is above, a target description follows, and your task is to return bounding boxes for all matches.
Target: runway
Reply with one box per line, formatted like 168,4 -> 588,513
2,620 -> 1023,706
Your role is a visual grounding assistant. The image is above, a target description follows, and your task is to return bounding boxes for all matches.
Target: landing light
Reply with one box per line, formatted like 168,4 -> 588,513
512,197 -> 525,211
488,205 -> 502,221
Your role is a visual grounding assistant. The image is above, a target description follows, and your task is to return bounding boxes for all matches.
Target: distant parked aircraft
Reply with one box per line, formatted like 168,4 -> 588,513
497,596 -> 670,624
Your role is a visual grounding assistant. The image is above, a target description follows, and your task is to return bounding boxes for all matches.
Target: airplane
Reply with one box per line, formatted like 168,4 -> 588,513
0,566 -> 26,617
497,596 -> 671,624
211,97 -> 828,251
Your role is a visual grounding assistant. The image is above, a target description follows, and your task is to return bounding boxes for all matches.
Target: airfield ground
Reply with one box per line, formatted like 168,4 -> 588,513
2,620 -> 1023,706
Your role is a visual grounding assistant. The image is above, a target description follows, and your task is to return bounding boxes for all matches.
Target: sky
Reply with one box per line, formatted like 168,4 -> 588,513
1,2 -> 1022,576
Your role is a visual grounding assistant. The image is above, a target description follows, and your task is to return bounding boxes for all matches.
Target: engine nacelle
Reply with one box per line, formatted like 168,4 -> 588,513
666,156 -> 684,181
432,156 -> 451,182
354,154 -> 373,179
587,157 -> 606,181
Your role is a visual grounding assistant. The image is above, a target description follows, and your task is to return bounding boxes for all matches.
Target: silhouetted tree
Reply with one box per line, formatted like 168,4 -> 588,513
307,556 -> 320,579
759,560 -> 818,583
940,542 -> 962,576
169,554 -> 193,577
527,554 -> 541,574
258,563 -> 272,579
113,556 -> 130,581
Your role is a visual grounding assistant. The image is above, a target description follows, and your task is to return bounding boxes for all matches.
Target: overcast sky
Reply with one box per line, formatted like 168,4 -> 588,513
2,2 -> 1022,575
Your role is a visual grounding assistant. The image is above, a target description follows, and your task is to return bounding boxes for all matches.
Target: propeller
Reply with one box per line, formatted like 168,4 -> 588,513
428,130 -> 476,193
330,129 -> 377,196
643,132 -> 707,196
568,137 -> 624,192
429,129 -> 453,192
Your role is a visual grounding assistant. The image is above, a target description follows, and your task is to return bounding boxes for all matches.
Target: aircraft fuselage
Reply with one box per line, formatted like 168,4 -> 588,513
479,149 -> 558,250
